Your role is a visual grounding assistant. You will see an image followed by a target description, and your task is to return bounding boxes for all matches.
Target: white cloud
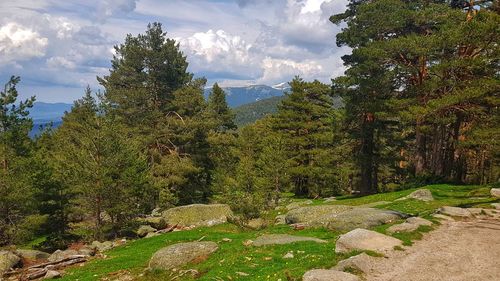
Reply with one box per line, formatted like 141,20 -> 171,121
180,29 -> 251,64
46,56 -> 76,69
259,57 -> 323,84
0,22 -> 48,64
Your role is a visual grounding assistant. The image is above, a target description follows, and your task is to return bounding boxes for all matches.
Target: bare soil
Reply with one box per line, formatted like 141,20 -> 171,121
365,217 -> 500,281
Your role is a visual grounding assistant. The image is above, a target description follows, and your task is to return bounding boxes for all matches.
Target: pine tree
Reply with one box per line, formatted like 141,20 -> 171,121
0,76 -> 42,245
206,83 -> 236,132
273,78 -> 337,197
53,88 -> 151,239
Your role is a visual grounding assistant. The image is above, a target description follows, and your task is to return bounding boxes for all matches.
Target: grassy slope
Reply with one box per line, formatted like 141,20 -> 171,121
59,184 -> 498,281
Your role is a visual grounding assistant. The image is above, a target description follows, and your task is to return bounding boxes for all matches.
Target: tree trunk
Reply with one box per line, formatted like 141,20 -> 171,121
415,121 -> 427,176
359,114 -> 376,195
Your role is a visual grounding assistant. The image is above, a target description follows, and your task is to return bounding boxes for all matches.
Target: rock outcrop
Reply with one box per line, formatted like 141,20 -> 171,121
161,204 -> 232,227
251,234 -> 326,246
335,228 -> 402,254
149,241 -> 218,270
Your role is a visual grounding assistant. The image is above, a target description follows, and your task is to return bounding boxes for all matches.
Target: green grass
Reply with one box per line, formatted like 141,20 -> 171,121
57,184 -> 496,281
327,184 -> 496,216
61,224 -> 339,281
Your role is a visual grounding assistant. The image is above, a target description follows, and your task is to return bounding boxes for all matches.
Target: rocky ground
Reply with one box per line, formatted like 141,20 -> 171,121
1,185 -> 499,280
365,217 -> 500,281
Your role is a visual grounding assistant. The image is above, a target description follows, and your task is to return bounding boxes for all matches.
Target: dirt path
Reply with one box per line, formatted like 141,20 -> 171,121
365,217 -> 500,281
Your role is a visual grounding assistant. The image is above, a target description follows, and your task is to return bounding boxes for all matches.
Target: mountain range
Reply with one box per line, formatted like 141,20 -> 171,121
29,84 -> 290,136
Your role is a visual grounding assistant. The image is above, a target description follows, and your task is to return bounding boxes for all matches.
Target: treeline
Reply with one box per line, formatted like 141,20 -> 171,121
1,1 -> 499,247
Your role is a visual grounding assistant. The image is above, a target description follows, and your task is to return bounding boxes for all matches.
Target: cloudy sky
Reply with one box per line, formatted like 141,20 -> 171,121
0,0 -> 349,103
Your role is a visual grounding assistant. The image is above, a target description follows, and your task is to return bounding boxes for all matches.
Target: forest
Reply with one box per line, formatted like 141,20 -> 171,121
1,0 -> 499,251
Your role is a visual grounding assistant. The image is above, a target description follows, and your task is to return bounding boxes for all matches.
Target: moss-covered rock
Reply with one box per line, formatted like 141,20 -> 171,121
161,204 -> 233,227
252,234 -> 326,246
149,241 -> 218,270
326,208 -> 404,231
285,205 -> 353,226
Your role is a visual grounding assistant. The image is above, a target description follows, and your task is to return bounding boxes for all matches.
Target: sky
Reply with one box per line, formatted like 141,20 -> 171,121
0,0 -> 350,103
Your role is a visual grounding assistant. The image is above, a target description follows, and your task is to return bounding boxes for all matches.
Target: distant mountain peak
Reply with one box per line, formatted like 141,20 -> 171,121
272,82 -> 290,90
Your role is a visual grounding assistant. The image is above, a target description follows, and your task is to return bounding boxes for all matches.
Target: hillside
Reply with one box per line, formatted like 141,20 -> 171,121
204,85 -> 286,107
233,96 -> 285,126
33,184 -> 497,281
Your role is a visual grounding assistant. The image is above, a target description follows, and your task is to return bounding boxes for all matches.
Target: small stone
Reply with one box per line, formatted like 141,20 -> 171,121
490,188 -> 500,198
387,222 -> 419,234
492,203 -> 500,210
236,272 -> 249,276
145,232 -> 160,238
222,238 -> 232,242
246,218 -> 266,230
43,270 -> 61,279
406,217 -> 432,226
243,240 -> 253,246
137,225 -> 157,237
283,251 -> 294,259
334,253 -> 377,274
303,269 -> 360,281
275,215 -> 286,225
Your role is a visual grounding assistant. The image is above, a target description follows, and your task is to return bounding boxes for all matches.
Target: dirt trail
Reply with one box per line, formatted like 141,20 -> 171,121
365,217 -> 500,281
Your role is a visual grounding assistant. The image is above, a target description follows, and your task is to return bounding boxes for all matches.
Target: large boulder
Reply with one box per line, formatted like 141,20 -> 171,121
335,228 -> 402,254
16,249 -> 50,260
285,200 -> 313,210
285,205 -> 353,226
490,188 -> 500,198
161,204 -> 232,227
251,234 -> 326,246
303,269 -> 360,281
0,251 -> 21,276
399,189 -> 434,202
438,206 -> 472,218
326,208 -> 404,231
149,241 -> 218,270
137,225 -> 157,237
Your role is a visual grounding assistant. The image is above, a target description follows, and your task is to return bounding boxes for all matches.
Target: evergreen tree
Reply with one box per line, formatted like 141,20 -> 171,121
53,88 -> 151,239
273,78 -> 337,197
206,83 -> 236,132
0,76 -> 43,245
